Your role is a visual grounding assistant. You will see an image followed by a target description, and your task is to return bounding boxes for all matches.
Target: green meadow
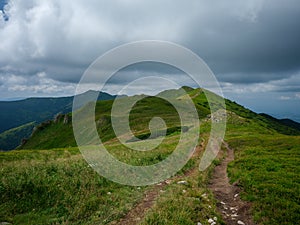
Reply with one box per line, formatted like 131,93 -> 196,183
1,87 -> 299,224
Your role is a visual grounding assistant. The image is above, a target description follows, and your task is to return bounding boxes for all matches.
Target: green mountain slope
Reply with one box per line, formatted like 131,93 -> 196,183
20,87 -> 300,150
0,91 -> 118,150
19,88 -> 211,150
225,115 -> 300,224
0,122 -> 35,151
1,87 -> 299,224
260,113 -> 300,132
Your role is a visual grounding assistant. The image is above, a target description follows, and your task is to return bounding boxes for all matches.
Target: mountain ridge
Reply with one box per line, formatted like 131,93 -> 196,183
19,87 -> 300,150
0,90 -> 121,150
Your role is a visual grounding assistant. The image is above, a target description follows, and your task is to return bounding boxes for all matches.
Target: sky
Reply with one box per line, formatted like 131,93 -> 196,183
0,0 -> 299,121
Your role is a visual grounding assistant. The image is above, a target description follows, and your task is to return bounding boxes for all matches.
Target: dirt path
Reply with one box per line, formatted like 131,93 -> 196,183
208,142 -> 255,225
115,144 -> 204,225
115,181 -> 167,225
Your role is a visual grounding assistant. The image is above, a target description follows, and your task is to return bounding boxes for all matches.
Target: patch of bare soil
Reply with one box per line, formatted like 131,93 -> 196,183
208,142 -> 255,225
115,181 -> 167,225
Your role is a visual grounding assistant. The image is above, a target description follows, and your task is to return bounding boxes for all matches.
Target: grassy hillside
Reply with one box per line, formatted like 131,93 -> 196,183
260,113 -> 300,132
1,87 -> 299,224
0,91 -> 117,133
20,88 -> 299,150
0,97 -> 72,133
0,91 -> 118,150
0,122 -> 35,151
0,148 -> 145,224
225,116 -> 300,224
21,89 -> 209,150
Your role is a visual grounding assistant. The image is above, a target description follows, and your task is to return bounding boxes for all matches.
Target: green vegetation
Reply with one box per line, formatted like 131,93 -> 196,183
0,91 -> 117,150
0,148 -> 145,224
140,138 -> 222,225
20,95 -> 184,150
19,117 -> 77,150
226,115 -> 300,224
0,87 -> 299,224
0,122 -> 35,151
225,99 -> 300,135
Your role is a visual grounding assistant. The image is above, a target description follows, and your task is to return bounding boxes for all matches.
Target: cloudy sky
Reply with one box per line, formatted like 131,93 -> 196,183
0,0 -> 299,121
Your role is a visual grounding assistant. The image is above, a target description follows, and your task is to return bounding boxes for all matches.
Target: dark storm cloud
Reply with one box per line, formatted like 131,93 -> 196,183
184,0 -> 300,82
0,0 -> 299,98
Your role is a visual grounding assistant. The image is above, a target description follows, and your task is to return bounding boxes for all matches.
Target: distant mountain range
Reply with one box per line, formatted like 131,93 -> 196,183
0,91 -> 119,150
259,113 -> 300,131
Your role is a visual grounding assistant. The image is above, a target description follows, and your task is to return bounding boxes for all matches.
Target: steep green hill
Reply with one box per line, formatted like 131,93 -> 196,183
20,87 -> 300,150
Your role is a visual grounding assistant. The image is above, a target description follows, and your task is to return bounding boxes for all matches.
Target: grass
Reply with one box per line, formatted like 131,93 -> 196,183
140,142 -> 223,225
2,87 -> 299,224
0,148 -> 146,224
0,88 -> 210,224
0,127 -> 198,224
0,122 -> 35,150
226,118 -> 300,224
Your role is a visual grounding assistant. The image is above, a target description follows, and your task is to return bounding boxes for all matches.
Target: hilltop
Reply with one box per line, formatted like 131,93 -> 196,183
19,87 -> 300,150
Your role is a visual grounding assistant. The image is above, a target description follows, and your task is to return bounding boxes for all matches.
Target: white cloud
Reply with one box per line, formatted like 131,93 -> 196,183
279,96 -> 291,100
221,73 -> 300,94
233,0 -> 265,22
0,72 -> 76,98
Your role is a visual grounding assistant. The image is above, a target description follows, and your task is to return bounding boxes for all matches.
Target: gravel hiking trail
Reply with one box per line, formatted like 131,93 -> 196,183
208,142 -> 255,225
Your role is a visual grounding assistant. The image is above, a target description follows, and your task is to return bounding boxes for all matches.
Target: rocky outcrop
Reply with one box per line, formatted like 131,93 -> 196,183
63,114 -> 69,124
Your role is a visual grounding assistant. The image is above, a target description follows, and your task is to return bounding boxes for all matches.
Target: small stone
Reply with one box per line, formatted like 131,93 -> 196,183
237,221 -> 245,225
211,222 -> 216,225
201,193 -> 207,198
234,193 -> 239,198
107,192 -> 111,195
182,190 -> 187,193
208,205 -> 212,208
197,222 -> 202,225
177,180 -> 188,185
220,201 -> 226,205
231,213 -> 238,217
208,218 -> 214,223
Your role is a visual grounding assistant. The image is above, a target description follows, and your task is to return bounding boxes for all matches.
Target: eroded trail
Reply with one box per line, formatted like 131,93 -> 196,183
115,182 -> 167,225
115,144 -> 203,225
208,143 -> 255,225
